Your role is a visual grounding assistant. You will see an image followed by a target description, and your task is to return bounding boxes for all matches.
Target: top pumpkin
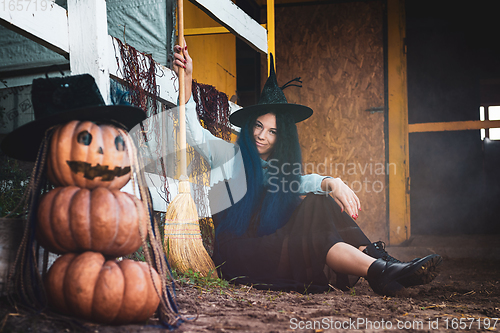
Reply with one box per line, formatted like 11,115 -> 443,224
47,120 -> 131,189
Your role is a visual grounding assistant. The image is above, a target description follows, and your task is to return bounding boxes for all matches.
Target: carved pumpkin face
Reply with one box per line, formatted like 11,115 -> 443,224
47,120 -> 131,189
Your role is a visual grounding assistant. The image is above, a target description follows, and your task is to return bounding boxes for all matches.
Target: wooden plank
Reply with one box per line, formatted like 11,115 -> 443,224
409,120 -> 500,133
185,24 -> 267,36
267,0 -> 275,74
256,0 -> 331,5
67,0 -> 110,103
387,0 -> 410,245
0,2 -> 69,55
0,218 -> 23,295
0,70 -> 70,88
190,0 -> 267,53
1,218 -> 58,295
276,2 -> 387,242
185,27 -> 231,35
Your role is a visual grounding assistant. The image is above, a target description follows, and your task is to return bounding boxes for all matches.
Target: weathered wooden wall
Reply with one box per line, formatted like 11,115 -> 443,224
268,1 -> 387,241
0,219 -> 23,295
0,218 -> 58,295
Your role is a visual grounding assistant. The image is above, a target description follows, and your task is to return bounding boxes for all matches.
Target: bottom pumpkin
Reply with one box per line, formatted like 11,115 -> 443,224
45,251 -> 161,324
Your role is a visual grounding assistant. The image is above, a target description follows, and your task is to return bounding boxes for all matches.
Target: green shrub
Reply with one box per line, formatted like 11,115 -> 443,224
0,154 -> 30,217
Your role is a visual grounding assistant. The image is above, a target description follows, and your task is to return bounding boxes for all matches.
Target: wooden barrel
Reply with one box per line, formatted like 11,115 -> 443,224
0,218 -> 58,295
0,218 -> 24,295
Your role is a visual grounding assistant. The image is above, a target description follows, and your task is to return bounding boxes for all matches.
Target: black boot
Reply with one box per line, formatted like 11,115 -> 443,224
367,254 -> 442,296
397,254 -> 442,288
363,241 -> 406,263
362,241 -> 442,288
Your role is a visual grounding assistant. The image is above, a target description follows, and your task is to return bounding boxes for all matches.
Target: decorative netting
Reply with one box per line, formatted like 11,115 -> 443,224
113,39 -> 232,255
113,37 -> 172,204
191,80 -> 231,253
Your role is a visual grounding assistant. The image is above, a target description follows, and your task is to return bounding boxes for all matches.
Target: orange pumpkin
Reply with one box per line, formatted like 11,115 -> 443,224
37,186 -> 146,256
47,120 -> 131,190
45,252 -> 161,324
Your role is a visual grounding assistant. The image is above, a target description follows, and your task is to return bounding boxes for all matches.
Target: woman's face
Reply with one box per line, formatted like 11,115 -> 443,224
253,113 -> 277,160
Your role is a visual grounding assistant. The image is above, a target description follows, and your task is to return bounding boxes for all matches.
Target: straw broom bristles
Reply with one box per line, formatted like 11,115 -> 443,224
164,180 -> 217,277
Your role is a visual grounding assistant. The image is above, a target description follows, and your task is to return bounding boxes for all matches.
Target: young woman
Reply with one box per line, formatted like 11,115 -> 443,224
173,45 -> 442,296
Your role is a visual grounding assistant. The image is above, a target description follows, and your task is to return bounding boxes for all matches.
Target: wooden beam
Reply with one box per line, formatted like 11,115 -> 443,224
189,0 -> 267,54
185,27 -> 231,36
185,24 -> 267,36
0,70 -> 70,88
267,0 -> 275,74
256,0 -> 331,5
0,2 -> 69,56
67,0 -> 110,103
409,120 -> 500,133
387,0 -> 410,245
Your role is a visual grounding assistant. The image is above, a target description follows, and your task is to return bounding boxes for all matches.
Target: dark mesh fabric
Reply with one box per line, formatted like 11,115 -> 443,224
212,193 -> 370,293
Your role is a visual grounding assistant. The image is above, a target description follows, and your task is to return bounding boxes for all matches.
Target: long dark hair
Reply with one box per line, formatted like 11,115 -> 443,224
215,110 -> 303,237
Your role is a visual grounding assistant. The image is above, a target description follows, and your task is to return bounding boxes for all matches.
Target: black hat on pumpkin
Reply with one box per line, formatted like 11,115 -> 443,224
229,53 -> 313,128
1,73 -> 146,161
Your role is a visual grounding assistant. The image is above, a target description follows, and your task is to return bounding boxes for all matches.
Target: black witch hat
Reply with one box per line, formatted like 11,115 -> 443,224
229,53 -> 313,128
1,74 -> 146,161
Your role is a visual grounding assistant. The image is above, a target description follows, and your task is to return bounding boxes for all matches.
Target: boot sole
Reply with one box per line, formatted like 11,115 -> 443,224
381,280 -> 405,296
397,254 -> 443,288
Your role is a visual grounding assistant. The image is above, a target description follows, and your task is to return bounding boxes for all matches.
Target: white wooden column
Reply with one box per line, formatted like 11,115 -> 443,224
67,0 -> 111,103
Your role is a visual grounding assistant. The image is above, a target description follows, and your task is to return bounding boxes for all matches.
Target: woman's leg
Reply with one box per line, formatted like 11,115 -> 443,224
326,242 -> 375,277
326,242 -> 442,296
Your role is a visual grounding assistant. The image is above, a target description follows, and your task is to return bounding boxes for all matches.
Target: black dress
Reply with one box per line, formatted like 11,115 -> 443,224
212,193 -> 371,293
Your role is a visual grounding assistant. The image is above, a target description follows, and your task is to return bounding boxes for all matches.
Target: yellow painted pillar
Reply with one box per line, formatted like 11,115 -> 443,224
267,0 -> 275,74
387,0 -> 410,245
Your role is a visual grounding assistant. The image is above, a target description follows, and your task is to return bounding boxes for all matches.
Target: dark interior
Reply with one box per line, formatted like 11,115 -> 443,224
406,0 -> 500,234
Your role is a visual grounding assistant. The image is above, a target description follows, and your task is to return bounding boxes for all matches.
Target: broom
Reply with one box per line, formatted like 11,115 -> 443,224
163,0 -> 217,278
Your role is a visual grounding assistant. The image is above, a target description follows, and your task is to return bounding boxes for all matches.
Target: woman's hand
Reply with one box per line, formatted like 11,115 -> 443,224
173,42 -> 193,102
322,177 -> 361,220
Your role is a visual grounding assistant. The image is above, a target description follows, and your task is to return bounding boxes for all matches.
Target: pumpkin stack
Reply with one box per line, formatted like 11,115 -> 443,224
37,120 -> 161,324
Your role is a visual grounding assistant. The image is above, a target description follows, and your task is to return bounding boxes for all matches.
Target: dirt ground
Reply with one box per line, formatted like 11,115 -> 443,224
1,258 -> 499,333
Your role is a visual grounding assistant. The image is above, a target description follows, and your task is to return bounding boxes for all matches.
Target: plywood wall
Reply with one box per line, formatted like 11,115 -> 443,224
269,1 -> 387,241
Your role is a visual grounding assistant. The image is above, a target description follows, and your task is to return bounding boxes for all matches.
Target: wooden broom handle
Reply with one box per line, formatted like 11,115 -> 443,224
178,0 -> 187,179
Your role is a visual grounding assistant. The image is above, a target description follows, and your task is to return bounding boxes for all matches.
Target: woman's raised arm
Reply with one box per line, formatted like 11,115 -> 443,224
171,43 -> 235,172
172,42 -> 193,103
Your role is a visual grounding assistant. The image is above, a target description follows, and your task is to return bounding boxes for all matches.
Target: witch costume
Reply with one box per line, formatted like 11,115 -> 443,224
184,56 -> 441,294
